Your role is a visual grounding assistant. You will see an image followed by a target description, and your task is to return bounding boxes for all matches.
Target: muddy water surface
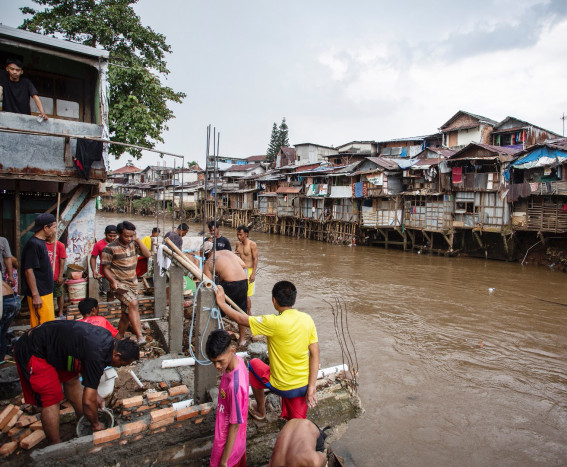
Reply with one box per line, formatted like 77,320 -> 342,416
97,213 -> 567,466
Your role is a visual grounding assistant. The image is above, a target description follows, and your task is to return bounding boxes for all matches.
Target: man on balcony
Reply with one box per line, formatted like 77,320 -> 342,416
0,58 -> 48,119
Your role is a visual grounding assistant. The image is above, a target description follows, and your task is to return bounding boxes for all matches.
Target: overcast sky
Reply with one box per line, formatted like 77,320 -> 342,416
4,0 -> 567,170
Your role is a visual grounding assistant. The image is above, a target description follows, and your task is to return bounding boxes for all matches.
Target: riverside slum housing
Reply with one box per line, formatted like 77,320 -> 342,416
203,110 -> 565,263
0,24 -> 109,276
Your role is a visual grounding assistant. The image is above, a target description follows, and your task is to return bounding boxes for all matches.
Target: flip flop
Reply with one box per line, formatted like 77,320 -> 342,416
248,401 -> 265,421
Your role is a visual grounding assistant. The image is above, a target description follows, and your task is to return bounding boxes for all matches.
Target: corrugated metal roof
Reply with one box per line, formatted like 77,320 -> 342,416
439,110 -> 498,130
449,142 -> 520,160
225,163 -> 261,172
111,165 -> 142,174
0,24 -> 109,59
365,157 -> 400,170
276,186 -> 301,194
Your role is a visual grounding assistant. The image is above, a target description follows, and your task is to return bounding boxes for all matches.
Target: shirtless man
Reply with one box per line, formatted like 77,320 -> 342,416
202,242 -> 249,346
269,419 -> 327,467
235,225 -> 258,314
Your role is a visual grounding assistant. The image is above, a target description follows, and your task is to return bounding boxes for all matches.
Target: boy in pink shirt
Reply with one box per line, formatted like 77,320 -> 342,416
77,297 -> 119,338
206,329 -> 249,467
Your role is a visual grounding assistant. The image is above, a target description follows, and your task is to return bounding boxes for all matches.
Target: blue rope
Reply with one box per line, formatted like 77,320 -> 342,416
188,280 -> 223,366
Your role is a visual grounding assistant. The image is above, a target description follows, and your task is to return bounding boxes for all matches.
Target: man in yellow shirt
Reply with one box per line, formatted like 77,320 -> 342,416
214,280 -> 319,420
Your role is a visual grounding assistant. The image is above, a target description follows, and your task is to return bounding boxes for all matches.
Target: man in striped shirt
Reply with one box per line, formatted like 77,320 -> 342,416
101,221 -> 150,344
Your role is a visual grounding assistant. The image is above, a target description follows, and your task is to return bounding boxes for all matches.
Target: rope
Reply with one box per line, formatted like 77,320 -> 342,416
187,280 -> 223,366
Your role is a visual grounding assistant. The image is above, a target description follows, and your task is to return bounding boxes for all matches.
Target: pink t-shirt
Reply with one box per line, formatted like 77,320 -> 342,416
46,241 -> 67,279
210,355 -> 249,467
91,238 -> 108,274
79,315 -> 119,338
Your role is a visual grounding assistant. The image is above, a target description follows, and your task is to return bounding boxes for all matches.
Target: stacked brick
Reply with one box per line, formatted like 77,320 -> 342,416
66,297 -> 155,320
0,403 -> 75,457
119,385 -> 190,421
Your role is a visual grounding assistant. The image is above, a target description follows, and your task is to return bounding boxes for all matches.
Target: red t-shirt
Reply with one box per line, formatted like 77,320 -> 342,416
78,315 -> 119,337
46,241 -> 67,280
91,238 -> 109,274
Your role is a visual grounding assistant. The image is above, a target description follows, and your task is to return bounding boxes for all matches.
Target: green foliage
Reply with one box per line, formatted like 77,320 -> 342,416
266,122 -> 279,162
278,117 -> 289,147
114,193 -> 126,209
20,0 -> 186,159
132,196 -> 154,214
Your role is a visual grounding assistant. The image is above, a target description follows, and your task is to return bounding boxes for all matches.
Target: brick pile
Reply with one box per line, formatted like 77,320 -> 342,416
65,297 -> 155,321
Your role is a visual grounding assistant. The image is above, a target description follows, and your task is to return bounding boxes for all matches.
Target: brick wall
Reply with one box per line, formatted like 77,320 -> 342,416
66,297 -> 155,321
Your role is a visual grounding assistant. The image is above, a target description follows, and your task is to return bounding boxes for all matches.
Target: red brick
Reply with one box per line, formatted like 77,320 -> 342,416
0,404 -> 16,429
200,405 -> 212,415
29,420 -> 43,431
121,420 -> 148,437
167,385 -> 188,397
119,439 -> 128,445
158,382 -> 168,390
16,414 -> 40,428
146,391 -> 168,403
2,409 -> 22,433
194,417 -> 204,424
122,396 -> 143,408
176,406 -> 199,421
135,404 -> 156,412
133,434 -> 144,442
11,428 -> 32,443
89,446 -> 103,454
0,440 -> 18,457
149,417 -> 174,430
93,426 -> 121,445
66,315 -> 75,320
150,407 -> 175,423
20,430 -> 46,449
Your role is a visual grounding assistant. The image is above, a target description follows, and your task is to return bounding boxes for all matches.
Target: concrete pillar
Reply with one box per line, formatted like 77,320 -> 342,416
153,253 -> 166,318
194,286 -> 217,404
168,263 -> 184,354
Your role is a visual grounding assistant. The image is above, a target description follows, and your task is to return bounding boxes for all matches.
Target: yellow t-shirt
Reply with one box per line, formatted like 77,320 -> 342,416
249,308 -> 318,391
141,235 -> 152,251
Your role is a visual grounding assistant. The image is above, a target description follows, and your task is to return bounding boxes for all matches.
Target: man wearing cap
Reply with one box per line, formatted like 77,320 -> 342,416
0,58 -> 48,119
90,225 -> 118,299
202,241 -> 249,346
21,213 -> 57,327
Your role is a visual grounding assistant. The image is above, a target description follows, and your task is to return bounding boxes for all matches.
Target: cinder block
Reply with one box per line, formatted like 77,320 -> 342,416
175,406 -> 199,421
167,385 -> 188,397
150,407 -> 175,423
122,396 -> 144,408
20,430 -> 46,449
121,420 -> 148,437
0,440 -> 18,457
146,391 -> 168,403
93,426 -> 121,445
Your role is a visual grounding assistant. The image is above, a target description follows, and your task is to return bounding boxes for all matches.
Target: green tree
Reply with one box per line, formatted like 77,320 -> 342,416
20,0 -> 186,159
266,122 -> 280,162
278,117 -> 289,148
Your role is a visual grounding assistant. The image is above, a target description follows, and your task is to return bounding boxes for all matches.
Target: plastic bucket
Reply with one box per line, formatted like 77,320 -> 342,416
65,278 -> 88,303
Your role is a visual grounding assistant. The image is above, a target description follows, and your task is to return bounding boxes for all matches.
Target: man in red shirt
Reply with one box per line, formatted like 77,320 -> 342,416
46,238 -> 67,318
90,225 -> 117,299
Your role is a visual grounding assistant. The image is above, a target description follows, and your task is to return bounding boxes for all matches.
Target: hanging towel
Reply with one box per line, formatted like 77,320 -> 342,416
157,244 -> 171,276
74,139 -> 103,180
452,167 -> 463,184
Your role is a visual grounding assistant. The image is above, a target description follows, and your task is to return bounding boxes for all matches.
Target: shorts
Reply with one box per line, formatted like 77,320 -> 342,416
219,279 -> 248,315
53,282 -> 63,298
246,268 -> 255,297
27,293 -> 55,328
115,285 -> 138,313
248,358 -> 308,420
136,257 -> 148,277
16,354 -> 77,408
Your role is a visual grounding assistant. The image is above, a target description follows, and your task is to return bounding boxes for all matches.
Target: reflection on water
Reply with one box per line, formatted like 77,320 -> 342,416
98,213 -> 567,466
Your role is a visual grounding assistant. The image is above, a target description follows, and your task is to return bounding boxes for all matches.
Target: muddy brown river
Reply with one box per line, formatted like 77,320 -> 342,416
97,212 -> 567,466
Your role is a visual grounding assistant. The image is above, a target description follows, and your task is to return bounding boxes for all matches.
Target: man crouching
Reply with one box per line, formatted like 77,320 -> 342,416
14,320 -> 139,444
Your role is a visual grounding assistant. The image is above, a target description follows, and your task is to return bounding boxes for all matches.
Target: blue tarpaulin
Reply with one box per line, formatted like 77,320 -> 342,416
354,182 -> 364,198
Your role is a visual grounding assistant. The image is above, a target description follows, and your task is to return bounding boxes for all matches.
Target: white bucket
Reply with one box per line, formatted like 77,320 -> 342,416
65,278 -> 88,303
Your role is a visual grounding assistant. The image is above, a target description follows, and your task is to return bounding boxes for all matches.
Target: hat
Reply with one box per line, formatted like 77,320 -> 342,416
105,225 -> 118,234
32,213 -> 56,232
202,241 -> 214,255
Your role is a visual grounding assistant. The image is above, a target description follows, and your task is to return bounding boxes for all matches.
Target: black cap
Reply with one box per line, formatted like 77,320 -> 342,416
32,213 -> 56,232
6,58 -> 23,68
105,225 -> 118,234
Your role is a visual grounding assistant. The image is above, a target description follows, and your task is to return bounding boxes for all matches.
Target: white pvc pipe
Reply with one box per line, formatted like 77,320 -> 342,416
161,352 -> 249,368
317,364 -> 348,379
129,370 -> 144,388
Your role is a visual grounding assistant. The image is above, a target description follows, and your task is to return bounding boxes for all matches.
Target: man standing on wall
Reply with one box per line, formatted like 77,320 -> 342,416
101,221 -> 150,344
21,214 -> 57,327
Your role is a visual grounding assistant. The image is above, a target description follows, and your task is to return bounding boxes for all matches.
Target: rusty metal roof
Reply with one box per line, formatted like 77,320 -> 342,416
276,186 -> 301,194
